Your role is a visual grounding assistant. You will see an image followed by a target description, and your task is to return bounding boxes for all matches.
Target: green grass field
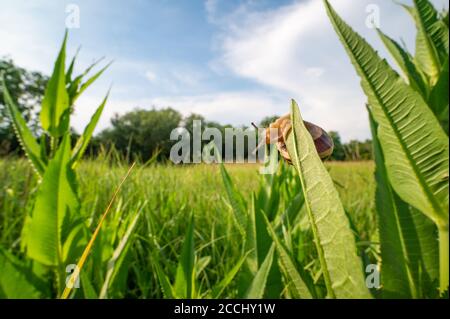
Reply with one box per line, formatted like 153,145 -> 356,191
0,158 -> 377,298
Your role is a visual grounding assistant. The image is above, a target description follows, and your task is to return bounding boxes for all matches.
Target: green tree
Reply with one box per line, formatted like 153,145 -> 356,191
328,131 -> 345,161
97,107 -> 182,161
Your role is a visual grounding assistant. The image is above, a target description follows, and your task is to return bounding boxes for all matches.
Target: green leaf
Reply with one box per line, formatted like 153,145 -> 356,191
27,134 -> 80,266
99,207 -> 142,298
376,29 -> 427,97
285,99 -> 371,298
253,193 -> 272,267
245,244 -> 275,299
264,217 -> 312,299
409,207 -> 440,297
406,0 -> 445,83
174,214 -> 195,298
274,192 -> 305,231
1,75 -> 46,176
61,222 -> 87,264
325,0 -> 449,227
65,46 -> 80,84
0,246 -> 41,298
252,192 -> 283,298
73,62 -> 112,104
154,258 -> 175,298
370,110 -> 418,298
40,31 -> 70,136
71,91 -> 110,167
80,271 -> 98,299
211,252 -> 249,298
429,57 -> 449,133
220,162 -> 248,236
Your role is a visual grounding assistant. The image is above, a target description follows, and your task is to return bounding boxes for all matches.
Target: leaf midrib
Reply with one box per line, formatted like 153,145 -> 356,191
289,110 -> 335,298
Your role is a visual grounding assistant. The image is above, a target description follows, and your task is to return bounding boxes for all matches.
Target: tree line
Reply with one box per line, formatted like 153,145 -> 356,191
1,58 -> 372,162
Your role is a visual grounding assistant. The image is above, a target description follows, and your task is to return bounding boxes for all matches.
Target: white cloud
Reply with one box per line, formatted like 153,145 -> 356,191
209,0 -> 447,141
204,0 -> 219,23
3,0 -> 448,142
144,70 -> 157,82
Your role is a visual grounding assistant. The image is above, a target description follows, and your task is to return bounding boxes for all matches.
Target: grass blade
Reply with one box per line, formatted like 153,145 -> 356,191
264,216 -> 312,299
60,162 -> 136,299
220,162 -> 248,236
154,257 -> 175,298
99,205 -> 143,298
174,214 -> 195,299
245,244 -> 275,299
211,252 -> 249,298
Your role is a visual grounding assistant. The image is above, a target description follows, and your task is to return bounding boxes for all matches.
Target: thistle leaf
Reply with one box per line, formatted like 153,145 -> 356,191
285,99 -> 371,298
71,91 -> 110,167
1,74 -> 46,176
27,134 -> 80,266
376,29 -> 427,97
324,0 -> 449,227
40,31 -> 70,137
0,246 -> 41,298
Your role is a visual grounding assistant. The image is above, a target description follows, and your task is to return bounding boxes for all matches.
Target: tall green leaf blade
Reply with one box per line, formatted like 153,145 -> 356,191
220,162 -> 248,236
1,75 -> 45,176
376,29 -> 427,97
40,31 -> 70,136
285,99 -> 371,298
252,192 -> 283,298
0,246 -> 41,298
245,244 -> 275,299
80,271 -> 98,299
211,253 -> 248,299
253,193 -> 272,267
413,0 -> 448,59
174,214 -> 195,298
65,46 -> 80,84
325,0 -> 449,227
27,134 -> 80,266
429,57 -> 449,133
370,110 -> 417,298
71,91 -> 110,167
154,258 -> 175,298
73,62 -> 112,104
67,57 -> 104,104
409,207 -> 440,297
264,217 -> 312,299
408,0 -> 444,82
99,208 -> 142,298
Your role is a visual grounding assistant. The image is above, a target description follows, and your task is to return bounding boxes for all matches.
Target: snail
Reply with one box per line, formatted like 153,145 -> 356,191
253,114 -> 334,164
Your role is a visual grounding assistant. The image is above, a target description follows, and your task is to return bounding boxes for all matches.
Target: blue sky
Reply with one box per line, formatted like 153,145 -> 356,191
0,0 -> 447,141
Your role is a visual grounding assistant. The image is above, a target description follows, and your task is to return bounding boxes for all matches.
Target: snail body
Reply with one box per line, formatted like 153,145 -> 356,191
265,114 -> 334,163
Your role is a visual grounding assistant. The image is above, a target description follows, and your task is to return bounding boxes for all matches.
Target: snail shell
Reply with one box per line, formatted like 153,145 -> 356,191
265,114 -> 334,163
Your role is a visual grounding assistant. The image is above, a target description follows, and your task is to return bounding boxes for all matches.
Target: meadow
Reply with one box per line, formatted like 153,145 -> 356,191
0,158 -> 376,298
0,0 -> 447,299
